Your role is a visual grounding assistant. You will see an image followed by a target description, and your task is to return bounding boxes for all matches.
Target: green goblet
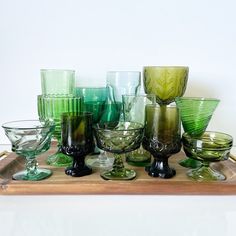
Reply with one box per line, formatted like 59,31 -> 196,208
142,104 -> 181,178
122,94 -> 156,166
94,122 -> 144,180
182,131 -> 233,181
2,120 -> 55,180
143,66 -> 188,105
37,95 -> 82,166
175,97 -> 220,168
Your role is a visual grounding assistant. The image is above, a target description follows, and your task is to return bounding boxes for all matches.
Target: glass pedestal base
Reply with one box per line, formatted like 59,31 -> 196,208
65,166 -> 92,177
85,153 -> 114,169
12,168 -> 52,181
46,151 -> 72,167
101,168 -> 136,180
179,157 -> 202,168
187,165 -> 226,181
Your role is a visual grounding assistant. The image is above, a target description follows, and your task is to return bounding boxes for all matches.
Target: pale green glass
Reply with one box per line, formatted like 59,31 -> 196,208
2,120 -> 55,181
41,69 -> 75,96
37,95 -> 82,166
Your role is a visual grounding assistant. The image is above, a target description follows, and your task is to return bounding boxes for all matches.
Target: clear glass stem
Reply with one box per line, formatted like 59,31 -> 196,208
25,157 -> 38,175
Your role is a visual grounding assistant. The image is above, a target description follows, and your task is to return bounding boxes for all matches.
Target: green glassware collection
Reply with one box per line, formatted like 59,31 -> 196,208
1,67 -> 234,182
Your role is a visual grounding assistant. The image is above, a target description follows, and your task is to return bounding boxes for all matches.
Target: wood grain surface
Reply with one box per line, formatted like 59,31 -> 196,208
1,147 -> 236,195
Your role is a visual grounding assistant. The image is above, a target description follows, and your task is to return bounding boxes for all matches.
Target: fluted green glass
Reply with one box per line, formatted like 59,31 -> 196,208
143,66 -> 188,105
175,97 -> 220,168
37,95 -> 82,166
182,132 -> 233,181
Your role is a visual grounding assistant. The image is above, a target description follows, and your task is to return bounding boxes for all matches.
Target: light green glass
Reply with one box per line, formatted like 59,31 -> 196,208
182,132 -> 233,181
41,69 -> 75,96
175,97 -> 220,168
143,66 -> 188,105
122,94 -> 156,166
2,120 -> 55,181
94,122 -> 144,180
37,95 -> 82,166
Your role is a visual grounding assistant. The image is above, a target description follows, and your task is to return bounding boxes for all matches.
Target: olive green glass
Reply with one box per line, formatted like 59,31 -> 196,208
182,132 -> 233,181
175,97 -> 220,168
41,69 -> 76,96
122,94 -> 156,166
2,120 -> 55,181
94,122 -> 144,180
142,104 -> 181,178
37,95 -> 82,166
143,66 -> 188,105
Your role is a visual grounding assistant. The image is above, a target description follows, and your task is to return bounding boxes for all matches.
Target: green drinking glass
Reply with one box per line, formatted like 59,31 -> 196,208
94,122 -> 144,180
37,95 -> 82,166
175,97 -> 220,168
41,69 -> 76,96
2,120 -> 55,180
182,131 -> 233,181
142,103 -> 181,178
143,66 -> 188,105
122,94 -> 156,166
61,112 -> 94,177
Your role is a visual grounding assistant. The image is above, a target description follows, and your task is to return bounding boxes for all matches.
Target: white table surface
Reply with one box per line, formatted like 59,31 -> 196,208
0,145 -> 236,236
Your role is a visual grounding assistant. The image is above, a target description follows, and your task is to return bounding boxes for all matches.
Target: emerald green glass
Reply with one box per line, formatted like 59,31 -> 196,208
182,132 -> 233,181
142,104 -> 181,178
41,69 -> 76,96
61,112 -> 94,177
2,120 -> 55,181
122,94 -> 156,166
37,95 -> 82,166
94,122 -> 144,180
175,97 -> 220,168
143,66 -> 188,105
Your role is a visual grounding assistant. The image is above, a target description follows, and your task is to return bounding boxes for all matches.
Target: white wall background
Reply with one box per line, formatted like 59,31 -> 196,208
1,1 -> 236,235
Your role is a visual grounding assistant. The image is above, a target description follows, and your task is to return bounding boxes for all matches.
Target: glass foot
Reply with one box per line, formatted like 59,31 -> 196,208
65,166 -> 92,177
12,168 -> 52,181
126,154 -> 151,167
187,166 -> 226,181
85,155 -> 114,169
101,168 -> 136,180
145,165 -> 176,178
179,158 -> 202,168
46,152 -> 72,167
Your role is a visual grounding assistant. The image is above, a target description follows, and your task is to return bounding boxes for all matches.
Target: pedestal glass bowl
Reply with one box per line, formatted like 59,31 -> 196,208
175,97 -> 220,168
143,66 -> 188,105
142,104 -> 181,178
182,131 -> 233,181
94,122 -> 144,180
37,95 -> 82,166
61,112 -> 94,177
122,94 -> 156,166
2,120 -> 55,180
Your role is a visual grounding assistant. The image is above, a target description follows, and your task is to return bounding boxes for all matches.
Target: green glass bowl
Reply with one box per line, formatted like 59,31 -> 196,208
182,131 -> 233,181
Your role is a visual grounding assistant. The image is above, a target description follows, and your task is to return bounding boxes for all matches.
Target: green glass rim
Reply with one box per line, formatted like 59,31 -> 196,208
94,121 -> 143,132
122,94 -> 156,98
2,119 -> 55,130
145,102 -> 176,109
175,97 -> 220,102
37,94 -> 81,99
143,66 -> 189,70
40,69 -> 75,73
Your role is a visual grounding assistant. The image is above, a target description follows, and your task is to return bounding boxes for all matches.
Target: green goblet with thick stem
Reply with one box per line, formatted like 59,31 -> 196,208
175,97 -> 220,168
37,95 -> 82,166
94,122 -> 144,180
2,120 -> 55,181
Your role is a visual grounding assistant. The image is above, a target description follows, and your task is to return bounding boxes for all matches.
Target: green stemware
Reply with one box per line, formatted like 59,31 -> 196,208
175,97 -> 220,168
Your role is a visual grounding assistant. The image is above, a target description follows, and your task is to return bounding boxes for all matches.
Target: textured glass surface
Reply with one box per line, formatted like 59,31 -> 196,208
175,97 -> 220,137
182,131 -> 233,181
37,95 -> 82,166
122,94 -> 156,166
142,104 -> 181,178
61,112 -> 94,177
143,66 -> 188,105
94,122 -> 143,180
41,69 -> 75,96
2,120 -> 54,181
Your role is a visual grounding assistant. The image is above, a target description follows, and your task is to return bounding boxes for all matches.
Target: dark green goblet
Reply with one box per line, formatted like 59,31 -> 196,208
143,104 -> 181,178
61,112 -> 94,177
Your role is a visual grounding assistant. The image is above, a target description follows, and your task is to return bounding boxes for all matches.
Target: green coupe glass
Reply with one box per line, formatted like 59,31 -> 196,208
175,97 -> 220,168
143,66 -> 188,105
37,95 -> 82,166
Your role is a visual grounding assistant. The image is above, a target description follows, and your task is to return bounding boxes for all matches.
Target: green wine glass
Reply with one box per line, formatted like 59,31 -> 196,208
175,97 -> 220,168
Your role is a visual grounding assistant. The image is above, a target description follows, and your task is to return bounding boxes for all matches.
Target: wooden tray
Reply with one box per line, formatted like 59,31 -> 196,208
1,148 -> 236,195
